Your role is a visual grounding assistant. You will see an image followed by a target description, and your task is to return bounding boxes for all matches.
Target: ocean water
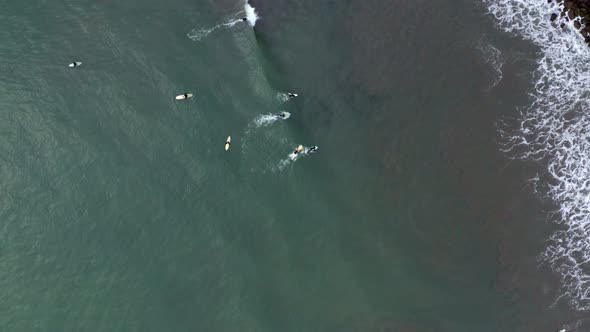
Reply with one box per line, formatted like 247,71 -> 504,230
1,0 -> 587,331
483,0 -> 590,315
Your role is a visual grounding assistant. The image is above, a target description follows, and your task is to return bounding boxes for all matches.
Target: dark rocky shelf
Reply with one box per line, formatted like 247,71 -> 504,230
550,0 -> 590,43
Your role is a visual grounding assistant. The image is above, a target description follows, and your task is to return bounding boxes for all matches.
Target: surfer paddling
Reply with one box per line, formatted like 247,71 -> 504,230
307,146 -> 318,153
175,93 -> 193,100
68,61 -> 82,68
225,136 -> 231,151
289,145 -> 318,160
289,145 -> 304,160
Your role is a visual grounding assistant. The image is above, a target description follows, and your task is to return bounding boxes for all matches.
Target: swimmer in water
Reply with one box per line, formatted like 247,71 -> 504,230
289,145 -> 304,160
242,17 -> 248,22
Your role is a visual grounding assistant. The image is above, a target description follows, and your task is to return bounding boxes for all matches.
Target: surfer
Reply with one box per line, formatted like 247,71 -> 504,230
289,145 -> 304,160
242,17 -> 248,22
277,111 -> 291,119
307,146 -> 318,153
225,136 -> 231,151
287,92 -> 298,99
68,61 -> 82,68
175,93 -> 193,100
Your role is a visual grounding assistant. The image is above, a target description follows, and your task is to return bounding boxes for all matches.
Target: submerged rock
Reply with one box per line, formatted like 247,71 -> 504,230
551,0 -> 590,45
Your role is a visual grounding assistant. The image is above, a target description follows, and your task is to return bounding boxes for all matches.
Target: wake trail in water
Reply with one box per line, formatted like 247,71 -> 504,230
276,92 -> 290,103
187,18 -> 244,41
243,112 -> 291,140
253,114 -> 281,128
483,0 -> 590,310
273,158 -> 292,172
187,2 -> 258,41
254,112 -> 290,127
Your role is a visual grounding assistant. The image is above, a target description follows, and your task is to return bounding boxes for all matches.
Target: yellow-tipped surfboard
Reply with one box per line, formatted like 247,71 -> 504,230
225,136 -> 231,151
175,93 -> 193,100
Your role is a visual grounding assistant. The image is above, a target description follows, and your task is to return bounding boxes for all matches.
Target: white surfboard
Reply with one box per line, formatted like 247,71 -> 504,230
175,93 -> 193,100
225,136 -> 231,151
68,62 -> 82,68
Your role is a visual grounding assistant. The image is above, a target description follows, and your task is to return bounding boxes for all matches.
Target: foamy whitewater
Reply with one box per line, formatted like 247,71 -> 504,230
483,0 -> 590,310
187,1 -> 258,41
276,92 -> 294,103
244,1 -> 259,26
476,38 -> 504,90
253,112 -> 290,127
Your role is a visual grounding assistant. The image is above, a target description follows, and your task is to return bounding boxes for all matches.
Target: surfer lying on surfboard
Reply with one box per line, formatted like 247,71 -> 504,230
289,145 -> 304,160
289,145 -> 318,160
68,61 -> 82,68
225,136 -> 231,151
306,146 -> 318,153
175,93 -> 193,100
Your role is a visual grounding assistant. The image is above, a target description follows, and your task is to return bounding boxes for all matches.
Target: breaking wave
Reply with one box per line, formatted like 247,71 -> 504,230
483,0 -> 590,310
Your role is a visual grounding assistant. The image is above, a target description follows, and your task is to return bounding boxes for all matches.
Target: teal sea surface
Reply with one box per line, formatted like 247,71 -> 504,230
0,0 -> 576,331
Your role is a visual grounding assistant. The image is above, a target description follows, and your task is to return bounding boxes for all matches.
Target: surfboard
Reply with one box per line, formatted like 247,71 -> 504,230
289,145 -> 303,160
68,62 -> 82,68
306,146 -> 318,154
175,93 -> 193,100
225,136 -> 231,151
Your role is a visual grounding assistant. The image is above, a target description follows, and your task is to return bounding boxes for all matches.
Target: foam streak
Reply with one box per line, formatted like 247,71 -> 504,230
187,18 -> 244,41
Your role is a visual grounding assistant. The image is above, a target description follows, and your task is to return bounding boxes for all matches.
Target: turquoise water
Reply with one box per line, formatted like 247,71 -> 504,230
0,0 -> 574,331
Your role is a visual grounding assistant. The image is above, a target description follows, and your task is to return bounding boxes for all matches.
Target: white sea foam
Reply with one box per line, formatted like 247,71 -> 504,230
276,92 -> 290,103
476,38 -> 504,90
483,0 -> 590,310
245,1 -> 259,27
187,18 -> 243,41
185,3 -> 256,42
254,114 -> 280,127
273,158 -> 292,172
246,112 -> 290,131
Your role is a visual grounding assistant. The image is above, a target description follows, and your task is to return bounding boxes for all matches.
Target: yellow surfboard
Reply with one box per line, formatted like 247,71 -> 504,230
225,136 -> 231,151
